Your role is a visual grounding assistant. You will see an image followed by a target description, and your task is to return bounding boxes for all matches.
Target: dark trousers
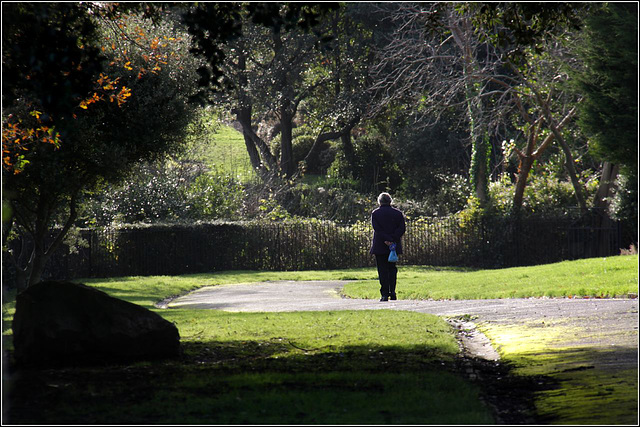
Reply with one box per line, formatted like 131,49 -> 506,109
375,254 -> 398,297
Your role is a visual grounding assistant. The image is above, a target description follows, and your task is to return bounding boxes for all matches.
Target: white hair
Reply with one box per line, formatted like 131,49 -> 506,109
378,192 -> 392,206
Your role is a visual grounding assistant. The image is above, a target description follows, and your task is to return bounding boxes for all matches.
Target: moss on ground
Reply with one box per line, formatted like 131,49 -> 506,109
481,322 -> 638,424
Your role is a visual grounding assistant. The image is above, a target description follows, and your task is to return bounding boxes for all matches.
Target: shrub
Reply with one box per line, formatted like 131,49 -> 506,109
488,169 -> 598,217
84,161 -> 246,225
186,169 -> 246,220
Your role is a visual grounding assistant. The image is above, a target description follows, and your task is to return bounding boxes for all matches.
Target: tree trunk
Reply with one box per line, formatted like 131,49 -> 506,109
26,246 -> 49,288
513,155 -> 535,214
593,162 -> 619,255
303,118 -> 359,171
233,49 -> 275,178
236,106 -> 262,172
536,95 -> 587,213
341,132 -> 356,172
512,119 -> 541,214
17,192 -> 80,290
555,132 -> 588,214
466,87 -> 490,205
450,19 -> 489,205
2,203 -> 15,247
279,104 -> 295,178
511,106 -> 578,214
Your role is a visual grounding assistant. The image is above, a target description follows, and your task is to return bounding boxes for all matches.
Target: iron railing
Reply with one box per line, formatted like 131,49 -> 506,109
4,214 -> 623,282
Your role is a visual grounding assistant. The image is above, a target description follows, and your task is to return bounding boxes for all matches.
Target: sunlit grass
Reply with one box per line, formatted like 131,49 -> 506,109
343,255 -> 638,300
75,255 -> 639,307
198,124 -> 255,180
4,256 -> 637,424
481,322 -> 638,424
163,309 -> 459,358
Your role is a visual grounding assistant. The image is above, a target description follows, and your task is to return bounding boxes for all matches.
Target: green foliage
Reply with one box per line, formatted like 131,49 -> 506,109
390,111 -> 470,200
282,181 -> 373,223
462,2 -> 589,64
2,3 -> 104,122
270,124 -> 335,176
84,162 -> 246,225
573,2 -> 638,170
292,126 -> 334,175
570,2 -> 637,242
329,130 -> 403,193
256,197 -> 293,221
397,174 -> 471,218
88,161 -> 200,224
488,169 -> 598,218
187,169 -> 245,220
456,195 -> 489,231
2,5 -> 205,288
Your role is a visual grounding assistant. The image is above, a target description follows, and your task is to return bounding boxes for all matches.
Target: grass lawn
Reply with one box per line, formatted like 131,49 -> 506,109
5,308 -> 493,424
343,255 -> 639,300
3,255 -> 637,424
3,272 -> 494,424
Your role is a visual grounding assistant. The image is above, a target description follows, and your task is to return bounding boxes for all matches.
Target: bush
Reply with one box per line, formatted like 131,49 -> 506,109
186,169 -> 245,220
396,174 -> 471,218
488,168 -> 599,217
291,125 -> 335,175
282,181 -> 374,224
83,162 -> 246,225
610,167 -> 638,248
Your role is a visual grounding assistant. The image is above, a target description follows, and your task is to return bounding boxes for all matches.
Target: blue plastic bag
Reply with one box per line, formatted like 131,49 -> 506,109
388,243 -> 398,262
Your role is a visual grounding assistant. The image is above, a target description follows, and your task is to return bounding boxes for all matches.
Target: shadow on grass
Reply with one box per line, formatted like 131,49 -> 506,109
3,339 -> 554,425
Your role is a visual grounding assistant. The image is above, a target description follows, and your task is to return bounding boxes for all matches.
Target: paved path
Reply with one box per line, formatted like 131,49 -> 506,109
168,280 -> 639,360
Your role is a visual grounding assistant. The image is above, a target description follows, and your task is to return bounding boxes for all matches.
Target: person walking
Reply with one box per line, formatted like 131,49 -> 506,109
370,192 -> 406,301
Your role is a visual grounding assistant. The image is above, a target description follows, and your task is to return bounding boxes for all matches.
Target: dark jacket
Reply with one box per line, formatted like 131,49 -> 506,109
370,205 -> 406,255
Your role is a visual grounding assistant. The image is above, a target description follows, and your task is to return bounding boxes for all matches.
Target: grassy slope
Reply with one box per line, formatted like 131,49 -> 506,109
196,123 -> 254,180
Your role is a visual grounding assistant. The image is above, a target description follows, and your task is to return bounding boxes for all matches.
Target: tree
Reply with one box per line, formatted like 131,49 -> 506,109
572,3 -> 638,210
2,4 -> 203,289
571,2 -> 638,248
369,3 -> 493,205
298,4 -> 386,174
369,3 -> 590,214
185,3 -> 360,181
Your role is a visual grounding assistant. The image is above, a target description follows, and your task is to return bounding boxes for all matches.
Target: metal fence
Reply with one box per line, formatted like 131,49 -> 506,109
23,213 -> 620,281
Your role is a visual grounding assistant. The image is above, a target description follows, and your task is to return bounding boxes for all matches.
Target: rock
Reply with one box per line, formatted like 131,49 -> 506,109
12,280 -> 180,366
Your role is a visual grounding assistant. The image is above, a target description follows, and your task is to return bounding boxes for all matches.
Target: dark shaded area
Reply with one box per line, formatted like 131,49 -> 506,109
3,339 -> 555,425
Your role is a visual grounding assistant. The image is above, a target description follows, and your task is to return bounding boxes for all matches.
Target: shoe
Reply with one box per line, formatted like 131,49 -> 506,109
379,296 -> 389,302
390,294 -> 397,300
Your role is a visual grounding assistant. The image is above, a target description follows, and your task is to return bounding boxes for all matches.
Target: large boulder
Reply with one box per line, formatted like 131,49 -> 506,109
12,280 -> 180,366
